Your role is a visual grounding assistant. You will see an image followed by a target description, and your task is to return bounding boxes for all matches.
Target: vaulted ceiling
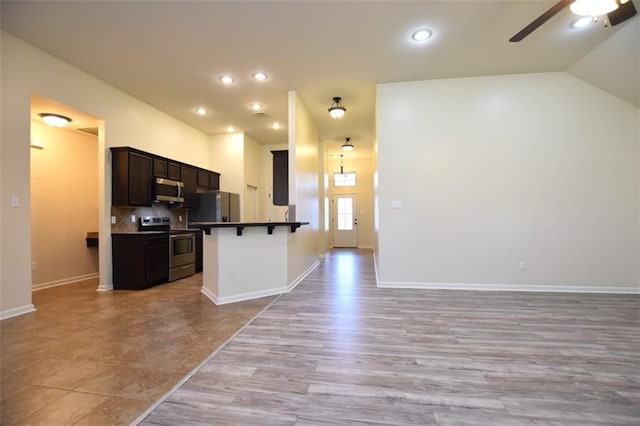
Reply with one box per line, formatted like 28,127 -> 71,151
2,1 -> 638,159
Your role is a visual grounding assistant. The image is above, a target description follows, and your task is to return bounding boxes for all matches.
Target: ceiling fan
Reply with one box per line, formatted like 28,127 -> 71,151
510,0 -> 637,42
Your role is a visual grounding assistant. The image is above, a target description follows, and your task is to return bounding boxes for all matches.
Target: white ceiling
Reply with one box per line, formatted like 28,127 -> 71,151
2,1 -> 638,159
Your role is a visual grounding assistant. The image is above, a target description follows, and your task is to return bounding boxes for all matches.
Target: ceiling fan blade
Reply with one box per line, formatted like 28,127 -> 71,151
608,0 -> 637,26
510,0 -> 574,42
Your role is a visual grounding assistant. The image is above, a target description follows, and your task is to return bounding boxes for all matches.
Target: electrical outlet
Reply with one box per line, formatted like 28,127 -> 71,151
519,260 -> 527,271
179,215 -> 183,222
111,215 -> 116,224
11,196 -> 20,208
32,262 -> 38,271
131,215 -> 136,223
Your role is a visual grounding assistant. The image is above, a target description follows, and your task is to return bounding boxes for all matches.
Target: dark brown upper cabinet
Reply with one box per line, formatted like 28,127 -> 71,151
111,147 -> 220,209
271,150 -> 288,206
196,168 -> 221,191
111,147 -> 153,207
153,157 -> 181,180
180,165 -> 198,209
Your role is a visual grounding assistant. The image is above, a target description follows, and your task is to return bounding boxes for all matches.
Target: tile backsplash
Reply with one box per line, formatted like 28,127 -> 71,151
111,205 -> 188,232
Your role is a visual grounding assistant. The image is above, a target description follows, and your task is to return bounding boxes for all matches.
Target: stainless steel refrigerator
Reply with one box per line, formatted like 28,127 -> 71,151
188,191 -> 240,223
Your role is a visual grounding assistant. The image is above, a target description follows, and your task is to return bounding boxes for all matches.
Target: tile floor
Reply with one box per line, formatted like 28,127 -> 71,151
0,274 -> 275,425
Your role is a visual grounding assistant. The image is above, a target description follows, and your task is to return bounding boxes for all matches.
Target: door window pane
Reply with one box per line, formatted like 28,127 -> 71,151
337,197 -> 353,230
334,172 -> 356,187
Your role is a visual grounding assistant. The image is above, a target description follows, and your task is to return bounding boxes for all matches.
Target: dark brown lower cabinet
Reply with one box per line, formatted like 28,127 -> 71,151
112,233 -> 169,290
194,230 -> 203,273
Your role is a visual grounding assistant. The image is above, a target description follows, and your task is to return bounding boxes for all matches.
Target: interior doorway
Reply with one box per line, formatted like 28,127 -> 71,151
332,194 -> 358,248
30,94 -> 101,290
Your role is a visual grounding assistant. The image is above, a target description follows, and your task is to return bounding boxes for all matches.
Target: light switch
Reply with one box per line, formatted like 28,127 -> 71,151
391,200 -> 403,209
10,196 -> 19,208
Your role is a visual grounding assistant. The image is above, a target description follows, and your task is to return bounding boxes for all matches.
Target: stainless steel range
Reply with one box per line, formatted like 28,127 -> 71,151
139,216 -> 196,282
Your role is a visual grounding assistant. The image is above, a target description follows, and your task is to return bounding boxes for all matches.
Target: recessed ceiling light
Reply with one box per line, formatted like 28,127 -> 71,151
195,107 -> 208,115
219,75 -> 234,84
411,28 -> 432,42
252,72 -> 268,81
270,122 -> 282,130
571,16 -> 595,28
250,103 -> 263,111
225,126 -> 235,132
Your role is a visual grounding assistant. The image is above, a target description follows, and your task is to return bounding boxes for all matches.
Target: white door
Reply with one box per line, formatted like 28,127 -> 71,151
333,194 -> 358,248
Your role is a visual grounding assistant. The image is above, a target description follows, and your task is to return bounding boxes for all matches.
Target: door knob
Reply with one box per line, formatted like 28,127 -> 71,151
354,218 -> 358,225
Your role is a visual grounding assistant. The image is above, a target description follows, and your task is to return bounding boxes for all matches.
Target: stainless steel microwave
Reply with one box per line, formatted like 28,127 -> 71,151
153,178 -> 184,203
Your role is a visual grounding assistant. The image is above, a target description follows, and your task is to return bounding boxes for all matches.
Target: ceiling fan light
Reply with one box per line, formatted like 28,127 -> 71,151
39,113 -> 71,128
572,15 -> 595,27
328,97 -> 346,119
569,0 -> 618,16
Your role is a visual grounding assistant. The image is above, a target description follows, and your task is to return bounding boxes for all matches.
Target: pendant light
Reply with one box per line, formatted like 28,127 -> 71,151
328,97 -> 346,119
342,137 -> 354,152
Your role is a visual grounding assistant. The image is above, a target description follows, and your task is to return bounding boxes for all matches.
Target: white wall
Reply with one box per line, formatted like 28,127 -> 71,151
1,32 -> 210,317
287,91 -> 322,283
376,72 -> 639,292
209,133 -> 245,196
567,19 -> 639,107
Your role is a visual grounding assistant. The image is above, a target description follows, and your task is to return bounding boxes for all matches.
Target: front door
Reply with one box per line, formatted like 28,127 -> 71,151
333,194 -> 358,248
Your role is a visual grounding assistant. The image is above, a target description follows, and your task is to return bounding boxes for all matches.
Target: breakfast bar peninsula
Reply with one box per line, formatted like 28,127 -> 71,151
191,221 -> 310,305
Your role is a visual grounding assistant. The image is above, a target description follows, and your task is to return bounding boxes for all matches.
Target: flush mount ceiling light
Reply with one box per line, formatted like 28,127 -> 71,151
195,107 -> 208,115
219,75 -> 235,84
39,113 -> 71,128
328,97 -> 346,119
411,28 -> 432,41
252,72 -> 268,81
570,0 -> 618,16
342,137 -> 354,152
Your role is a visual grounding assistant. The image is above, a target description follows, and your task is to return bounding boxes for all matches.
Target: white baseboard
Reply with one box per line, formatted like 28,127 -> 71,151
200,260 -> 321,305
358,245 -> 375,250
201,285 -> 288,305
32,273 -> 99,291
319,251 -> 330,260
376,280 -> 640,294
1,304 -> 36,320
287,259 -> 321,293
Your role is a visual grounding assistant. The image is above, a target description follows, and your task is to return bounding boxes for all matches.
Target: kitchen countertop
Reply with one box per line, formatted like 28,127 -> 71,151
190,221 -> 309,236
111,231 -> 169,235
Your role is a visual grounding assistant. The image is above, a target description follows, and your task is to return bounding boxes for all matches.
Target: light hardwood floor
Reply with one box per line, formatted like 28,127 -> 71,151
140,249 -> 640,425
